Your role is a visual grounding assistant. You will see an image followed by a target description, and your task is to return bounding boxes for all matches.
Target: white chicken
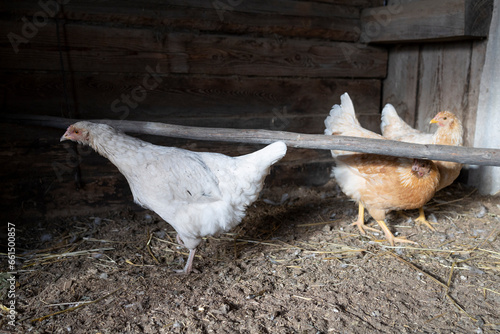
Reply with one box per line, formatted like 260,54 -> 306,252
61,121 -> 287,274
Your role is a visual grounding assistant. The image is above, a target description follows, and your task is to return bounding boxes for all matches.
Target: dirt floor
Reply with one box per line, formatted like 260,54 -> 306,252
1,181 -> 499,333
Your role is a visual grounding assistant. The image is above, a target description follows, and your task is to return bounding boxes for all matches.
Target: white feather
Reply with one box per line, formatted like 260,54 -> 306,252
324,92 -> 383,158
381,104 -> 438,144
71,121 -> 287,254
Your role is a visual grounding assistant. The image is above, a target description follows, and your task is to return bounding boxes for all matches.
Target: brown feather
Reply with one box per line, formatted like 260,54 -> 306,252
335,154 -> 440,222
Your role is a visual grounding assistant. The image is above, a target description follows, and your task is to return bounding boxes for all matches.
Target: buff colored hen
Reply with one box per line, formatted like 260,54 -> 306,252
325,93 -> 440,245
381,105 -> 463,229
61,121 -> 287,274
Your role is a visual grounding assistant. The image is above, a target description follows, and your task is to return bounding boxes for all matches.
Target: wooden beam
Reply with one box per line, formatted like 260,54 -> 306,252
360,0 -> 494,43
3,114 -> 500,166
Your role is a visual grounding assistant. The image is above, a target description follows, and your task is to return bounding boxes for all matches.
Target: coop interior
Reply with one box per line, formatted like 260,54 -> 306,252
1,0 -> 500,333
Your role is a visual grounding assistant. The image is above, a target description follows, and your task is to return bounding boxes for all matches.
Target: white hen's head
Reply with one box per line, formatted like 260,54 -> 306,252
60,121 -> 115,145
61,122 -> 90,144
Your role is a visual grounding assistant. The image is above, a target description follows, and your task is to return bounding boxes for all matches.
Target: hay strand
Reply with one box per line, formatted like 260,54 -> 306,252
31,287 -> 122,323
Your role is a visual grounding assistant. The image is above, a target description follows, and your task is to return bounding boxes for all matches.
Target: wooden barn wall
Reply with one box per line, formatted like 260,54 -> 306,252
0,0 -> 386,220
382,0 -> 487,149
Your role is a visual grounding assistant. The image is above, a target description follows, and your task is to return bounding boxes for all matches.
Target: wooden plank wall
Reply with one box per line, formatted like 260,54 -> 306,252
361,0 -> 493,43
0,0 -> 386,220
382,0 -> 487,149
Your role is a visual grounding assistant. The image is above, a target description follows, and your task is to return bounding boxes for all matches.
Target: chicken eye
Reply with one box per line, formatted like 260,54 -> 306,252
74,130 -> 79,134
443,117 -> 447,120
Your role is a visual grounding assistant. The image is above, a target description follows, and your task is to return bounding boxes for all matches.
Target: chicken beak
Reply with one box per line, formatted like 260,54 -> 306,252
60,130 -> 71,142
429,118 -> 438,124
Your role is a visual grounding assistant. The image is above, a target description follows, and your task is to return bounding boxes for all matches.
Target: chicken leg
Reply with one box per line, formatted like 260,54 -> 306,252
375,220 -> 417,246
415,207 -> 436,231
174,249 -> 196,275
351,203 -> 381,234
174,234 -> 197,275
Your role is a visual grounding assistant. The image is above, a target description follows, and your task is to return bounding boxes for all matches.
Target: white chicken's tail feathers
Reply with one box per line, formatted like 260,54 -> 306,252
381,104 -> 410,135
324,93 -> 360,136
380,104 -> 422,140
380,104 -> 399,134
324,92 -> 380,140
244,141 -> 287,167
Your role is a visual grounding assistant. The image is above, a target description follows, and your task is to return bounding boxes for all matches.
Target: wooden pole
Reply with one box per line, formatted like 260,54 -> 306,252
2,114 -> 500,166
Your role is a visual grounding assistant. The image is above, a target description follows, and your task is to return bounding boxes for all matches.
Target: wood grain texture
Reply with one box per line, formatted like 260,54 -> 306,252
416,42 -> 471,133
382,39 -> 487,150
0,0 -> 360,19
1,72 -> 382,133
464,0 -> 495,37
0,22 -> 387,77
361,0 -> 494,43
1,0 -> 361,41
382,44 -> 420,127
463,40 -> 487,147
166,34 -> 387,78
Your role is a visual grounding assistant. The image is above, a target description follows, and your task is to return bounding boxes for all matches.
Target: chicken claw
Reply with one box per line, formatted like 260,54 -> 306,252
173,249 -> 197,275
351,204 -> 381,234
376,220 -> 417,246
414,207 -> 436,231
173,235 -> 200,274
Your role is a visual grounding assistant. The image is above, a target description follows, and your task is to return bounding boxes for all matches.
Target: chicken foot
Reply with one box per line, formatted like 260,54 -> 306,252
414,207 -> 436,231
376,220 -> 417,246
396,208 -> 436,231
174,234 -> 197,275
351,203 -> 381,234
173,249 -> 196,275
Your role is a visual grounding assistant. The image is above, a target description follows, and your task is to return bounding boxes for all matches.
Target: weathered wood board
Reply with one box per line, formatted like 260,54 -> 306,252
382,40 -> 486,148
1,0 -> 361,41
382,44 -> 420,127
1,72 -> 382,133
0,23 -> 387,78
361,0 -> 493,43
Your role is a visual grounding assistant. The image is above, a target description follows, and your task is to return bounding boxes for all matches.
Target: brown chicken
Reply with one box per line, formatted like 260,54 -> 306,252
380,105 -> 463,229
324,93 -> 440,245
